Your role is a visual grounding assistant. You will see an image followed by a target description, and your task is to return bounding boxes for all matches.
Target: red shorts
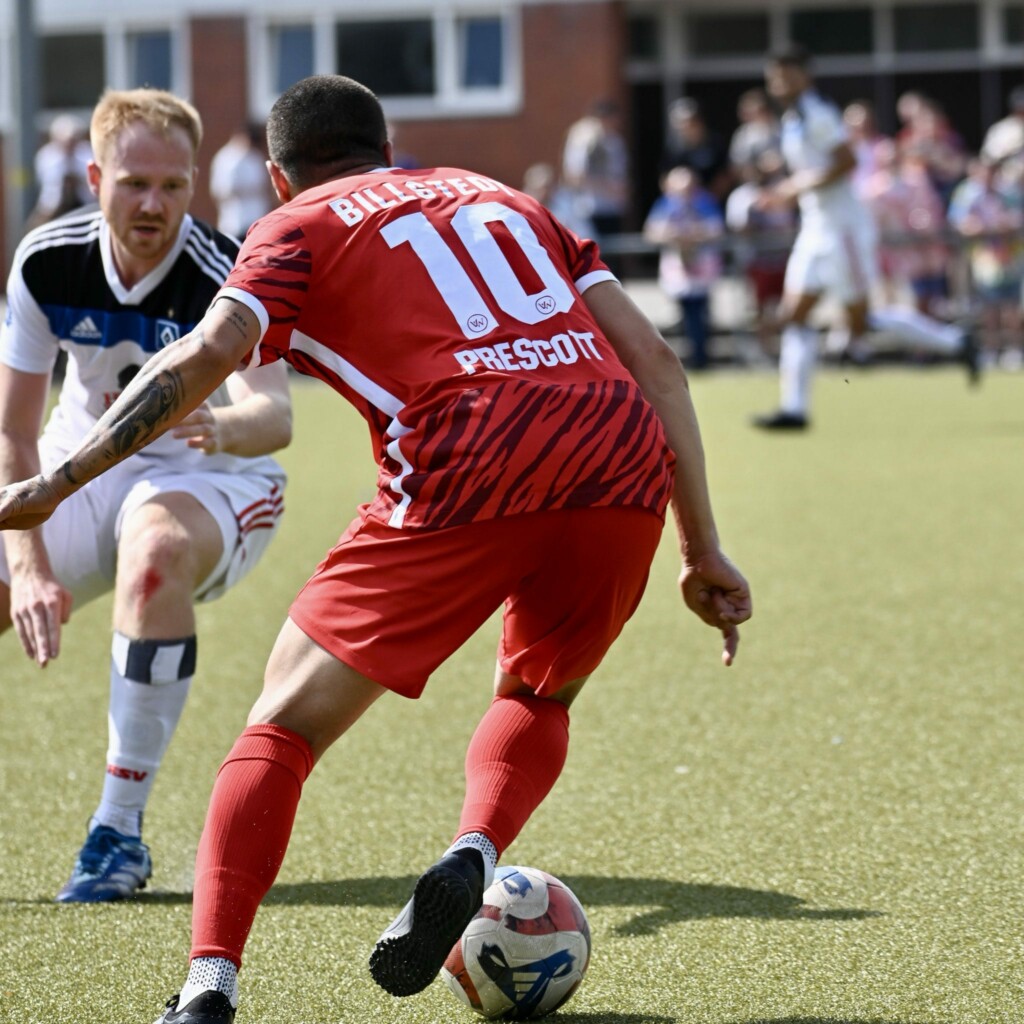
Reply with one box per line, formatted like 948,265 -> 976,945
288,505 -> 664,699
747,264 -> 787,307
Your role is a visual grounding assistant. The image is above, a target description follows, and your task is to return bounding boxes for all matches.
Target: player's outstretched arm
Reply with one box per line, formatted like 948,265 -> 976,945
0,297 -> 261,532
583,280 -> 752,664
0,364 -> 73,664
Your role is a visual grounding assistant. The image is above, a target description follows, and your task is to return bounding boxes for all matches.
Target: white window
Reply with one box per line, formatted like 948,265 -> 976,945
41,33 -> 106,110
270,23 -> 316,95
127,30 -> 174,91
37,22 -> 186,116
255,8 -> 521,119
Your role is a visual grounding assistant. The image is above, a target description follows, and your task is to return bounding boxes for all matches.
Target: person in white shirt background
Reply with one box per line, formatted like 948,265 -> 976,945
752,45 -> 979,431
26,114 -> 94,230
209,123 -> 275,241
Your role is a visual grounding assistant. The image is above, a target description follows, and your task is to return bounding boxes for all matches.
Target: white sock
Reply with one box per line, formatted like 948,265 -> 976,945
869,307 -> 962,353
91,633 -> 195,838
779,324 -> 818,416
179,957 -> 238,1009
447,832 -> 497,890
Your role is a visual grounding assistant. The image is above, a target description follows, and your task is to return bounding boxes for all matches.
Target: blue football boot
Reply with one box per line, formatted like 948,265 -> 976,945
55,825 -> 152,903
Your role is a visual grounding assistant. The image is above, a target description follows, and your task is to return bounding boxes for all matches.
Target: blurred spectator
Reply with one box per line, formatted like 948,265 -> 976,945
561,98 -> 630,246
728,89 -> 782,183
209,123 -> 274,240
843,100 -> 891,199
725,149 -> 795,355
895,90 -> 927,139
643,166 -> 724,371
897,94 -> 967,204
521,162 -> 593,237
948,156 -> 1024,361
27,114 -> 93,230
661,97 -> 732,202
861,140 -> 950,315
980,85 -> 1024,176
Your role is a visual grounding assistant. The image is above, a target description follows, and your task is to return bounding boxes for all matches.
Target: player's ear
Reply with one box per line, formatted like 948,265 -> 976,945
87,161 -> 102,197
383,140 -> 394,167
267,161 -> 294,203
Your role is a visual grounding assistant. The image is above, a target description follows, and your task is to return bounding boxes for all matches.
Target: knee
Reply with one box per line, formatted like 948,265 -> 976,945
117,515 -> 198,597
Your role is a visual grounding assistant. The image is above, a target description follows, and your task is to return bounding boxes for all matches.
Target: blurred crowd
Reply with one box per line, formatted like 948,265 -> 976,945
528,87 -> 1024,370
27,85 -> 1024,371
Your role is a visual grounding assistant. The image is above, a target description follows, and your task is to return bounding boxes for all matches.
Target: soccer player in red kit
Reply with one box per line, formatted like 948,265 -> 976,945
0,76 -> 751,1024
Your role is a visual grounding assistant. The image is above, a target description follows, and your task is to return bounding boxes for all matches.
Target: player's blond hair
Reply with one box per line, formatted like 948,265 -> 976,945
90,88 -> 203,165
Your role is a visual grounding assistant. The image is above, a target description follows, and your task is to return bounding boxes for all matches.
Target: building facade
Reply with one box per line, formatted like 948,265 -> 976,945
1,0 -> 1022,281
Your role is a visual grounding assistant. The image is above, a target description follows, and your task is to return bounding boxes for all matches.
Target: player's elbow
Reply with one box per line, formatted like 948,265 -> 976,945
624,331 -> 687,395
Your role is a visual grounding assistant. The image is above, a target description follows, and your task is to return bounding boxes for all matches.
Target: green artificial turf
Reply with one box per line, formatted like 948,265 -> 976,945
1,367 -> 1021,1023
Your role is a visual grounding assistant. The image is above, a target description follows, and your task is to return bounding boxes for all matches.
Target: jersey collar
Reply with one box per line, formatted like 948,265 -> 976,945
99,213 -> 194,306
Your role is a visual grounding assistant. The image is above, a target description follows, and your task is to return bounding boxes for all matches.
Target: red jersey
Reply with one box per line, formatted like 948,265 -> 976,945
220,166 -> 674,529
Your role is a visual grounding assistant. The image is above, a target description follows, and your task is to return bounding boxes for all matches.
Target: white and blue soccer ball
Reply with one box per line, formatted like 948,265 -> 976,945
442,865 -> 591,1019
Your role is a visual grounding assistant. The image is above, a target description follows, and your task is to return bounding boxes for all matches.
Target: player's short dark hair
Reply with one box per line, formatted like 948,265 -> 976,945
766,43 -> 813,71
267,75 -> 388,189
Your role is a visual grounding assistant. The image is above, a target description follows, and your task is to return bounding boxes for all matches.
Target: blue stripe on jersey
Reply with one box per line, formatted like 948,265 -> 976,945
40,304 -> 198,352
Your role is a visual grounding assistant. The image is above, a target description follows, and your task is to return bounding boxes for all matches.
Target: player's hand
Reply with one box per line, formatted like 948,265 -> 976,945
0,474 -> 65,531
679,550 -> 752,667
9,567 -> 73,667
171,403 -> 220,454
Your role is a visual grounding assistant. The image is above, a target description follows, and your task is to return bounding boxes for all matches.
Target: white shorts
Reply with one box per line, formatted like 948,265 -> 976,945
784,218 -> 879,305
0,438 -> 286,608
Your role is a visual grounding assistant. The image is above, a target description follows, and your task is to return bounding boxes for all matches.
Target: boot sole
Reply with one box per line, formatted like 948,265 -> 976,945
369,865 -> 480,996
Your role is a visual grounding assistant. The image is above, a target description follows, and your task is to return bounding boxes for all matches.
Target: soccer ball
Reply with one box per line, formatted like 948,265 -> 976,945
442,865 -> 591,1019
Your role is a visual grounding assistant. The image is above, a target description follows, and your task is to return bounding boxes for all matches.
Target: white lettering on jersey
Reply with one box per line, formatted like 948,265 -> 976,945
329,197 -> 363,226
426,179 -> 456,198
454,330 -> 603,375
329,177 -> 512,230
363,187 -> 397,209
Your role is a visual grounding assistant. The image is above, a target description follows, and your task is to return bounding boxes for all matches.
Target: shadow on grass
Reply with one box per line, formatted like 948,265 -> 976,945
731,1019 -> 949,1024
548,1015 -> 677,1023
22,876 -> 881,934
126,875 -> 880,934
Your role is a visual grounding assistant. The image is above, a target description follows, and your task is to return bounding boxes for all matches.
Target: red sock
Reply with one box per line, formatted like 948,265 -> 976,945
457,695 -> 570,855
190,724 -> 313,968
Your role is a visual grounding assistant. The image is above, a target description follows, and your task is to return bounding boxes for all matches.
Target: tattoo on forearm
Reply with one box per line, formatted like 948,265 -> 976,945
108,369 -> 187,457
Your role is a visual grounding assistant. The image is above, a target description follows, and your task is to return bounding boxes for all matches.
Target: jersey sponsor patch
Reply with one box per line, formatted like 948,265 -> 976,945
155,319 -> 181,348
70,315 -> 103,339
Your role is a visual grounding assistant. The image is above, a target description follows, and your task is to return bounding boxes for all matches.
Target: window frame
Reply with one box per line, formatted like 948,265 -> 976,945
32,17 -> 189,125
625,0 -> 1024,81
252,7 -> 521,121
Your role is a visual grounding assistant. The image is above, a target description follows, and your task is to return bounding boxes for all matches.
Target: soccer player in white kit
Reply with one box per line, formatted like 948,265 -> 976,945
753,46 -> 978,430
0,89 -> 291,902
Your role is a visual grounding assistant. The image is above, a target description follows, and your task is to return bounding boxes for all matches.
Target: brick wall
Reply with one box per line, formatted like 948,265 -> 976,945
389,2 -> 626,194
189,16 -> 251,224
0,2 -> 626,280
183,4 -> 626,230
